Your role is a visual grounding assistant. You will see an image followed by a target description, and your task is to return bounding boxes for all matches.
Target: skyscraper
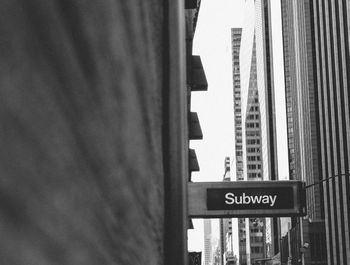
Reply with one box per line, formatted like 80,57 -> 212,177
204,219 -> 213,265
231,27 -> 247,265
280,1 -> 327,264
238,0 -> 280,264
281,0 -> 350,265
219,157 -> 237,265
251,0 -> 282,259
308,1 -> 350,264
232,28 -> 244,183
241,35 -> 265,265
281,0 -> 350,264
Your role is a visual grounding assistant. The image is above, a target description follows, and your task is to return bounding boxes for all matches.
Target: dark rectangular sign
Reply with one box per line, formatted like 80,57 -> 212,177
188,181 -> 306,218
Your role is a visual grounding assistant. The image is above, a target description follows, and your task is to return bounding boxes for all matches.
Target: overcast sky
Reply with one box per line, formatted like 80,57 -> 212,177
187,0 -> 288,259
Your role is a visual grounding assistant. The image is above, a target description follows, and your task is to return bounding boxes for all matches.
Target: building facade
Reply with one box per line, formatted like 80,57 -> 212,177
231,27 -> 248,265
238,2 -> 268,262
204,219 -> 213,265
280,0 -> 327,264
232,28 -> 244,183
253,0 -> 280,258
281,0 -> 350,264
220,157 -> 238,265
308,0 -> 350,264
238,0 -> 280,264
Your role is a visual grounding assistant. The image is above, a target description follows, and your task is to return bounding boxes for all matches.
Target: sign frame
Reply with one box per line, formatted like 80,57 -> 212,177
188,180 -> 306,218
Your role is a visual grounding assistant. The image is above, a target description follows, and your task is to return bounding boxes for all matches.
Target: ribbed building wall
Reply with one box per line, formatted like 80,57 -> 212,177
280,1 -> 328,264
310,0 -> 350,264
281,0 -> 323,222
282,0 -> 350,263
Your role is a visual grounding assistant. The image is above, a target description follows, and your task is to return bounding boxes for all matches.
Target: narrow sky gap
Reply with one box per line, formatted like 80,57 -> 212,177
188,0 -> 288,260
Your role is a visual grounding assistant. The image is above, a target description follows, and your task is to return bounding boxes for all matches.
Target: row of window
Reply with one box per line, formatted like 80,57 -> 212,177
249,106 -> 260,112
250,228 -> 263,233
247,164 -> 262,170
246,122 -> 260,128
246,131 -> 260,137
247,114 -> 260,120
247,147 -> 260,153
247,139 -> 260,145
247,156 -> 261,161
250,236 -> 263,243
251,246 -> 264,254
248,172 -> 261,178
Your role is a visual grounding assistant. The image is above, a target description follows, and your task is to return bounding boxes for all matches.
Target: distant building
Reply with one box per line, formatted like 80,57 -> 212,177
204,219 -> 213,265
231,27 -> 247,265
239,2 -> 267,263
241,38 -> 265,264
232,28 -> 244,183
253,0 -> 280,258
238,0 -> 280,264
220,157 -> 238,265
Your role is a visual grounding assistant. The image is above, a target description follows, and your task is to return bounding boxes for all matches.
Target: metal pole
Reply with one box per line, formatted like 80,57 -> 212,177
163,0 -> 187,264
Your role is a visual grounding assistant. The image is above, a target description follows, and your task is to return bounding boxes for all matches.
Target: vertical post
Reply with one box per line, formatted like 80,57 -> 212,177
163,0 -> 187,264
299,217 -> 305,265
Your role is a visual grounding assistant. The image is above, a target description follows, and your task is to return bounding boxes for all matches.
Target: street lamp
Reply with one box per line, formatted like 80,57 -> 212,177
304,173 -> 350,189
301,173 -> 349,265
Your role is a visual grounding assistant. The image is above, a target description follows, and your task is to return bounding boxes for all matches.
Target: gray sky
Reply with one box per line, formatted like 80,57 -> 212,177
187,0 -> 288,259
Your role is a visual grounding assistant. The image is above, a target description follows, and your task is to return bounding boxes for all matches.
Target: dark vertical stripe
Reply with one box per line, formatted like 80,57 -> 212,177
334,1 -> 348,263
162,1 -> 171,263
317,0 -> 334,262
328,2 -> 345,262
322,0 -> 340,261
341,1 -> 350,248
309,0 -> 325,219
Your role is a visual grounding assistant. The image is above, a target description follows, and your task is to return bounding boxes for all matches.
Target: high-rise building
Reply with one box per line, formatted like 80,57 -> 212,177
204,219 -> 213,265
309,1 -> 350,264
241,37 -> 265,265
219,157 -> 237,265
239,3 -> 268,264
254,0 -> 280,258
280,0 -> 350,264
280,0 -> 327,264
232,28 -> 244,183
281,0 -> 323,220
231,27 -> 247,265
237,1 -> 280,264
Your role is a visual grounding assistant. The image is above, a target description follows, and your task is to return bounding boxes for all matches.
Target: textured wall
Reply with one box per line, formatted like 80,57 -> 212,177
0,1 -> 165,264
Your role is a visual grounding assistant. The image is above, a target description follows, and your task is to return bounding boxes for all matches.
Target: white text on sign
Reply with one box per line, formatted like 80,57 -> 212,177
224,192 -> 277,207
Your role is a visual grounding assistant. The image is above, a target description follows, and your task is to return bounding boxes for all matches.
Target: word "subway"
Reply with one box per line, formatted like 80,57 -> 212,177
224,192 -> 277,207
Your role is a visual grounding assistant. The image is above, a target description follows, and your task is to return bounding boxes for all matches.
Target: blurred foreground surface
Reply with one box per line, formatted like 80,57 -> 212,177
0,1 -> 166,264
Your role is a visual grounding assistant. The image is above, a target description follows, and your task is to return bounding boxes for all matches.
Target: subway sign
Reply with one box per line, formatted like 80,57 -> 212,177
188,181 -> 306,218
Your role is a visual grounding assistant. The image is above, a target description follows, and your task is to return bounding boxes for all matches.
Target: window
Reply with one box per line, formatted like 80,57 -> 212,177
247,139 -> 256,144
248,156 -> 256,161
248,173 -> 257,178
247,164 -> 256,170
